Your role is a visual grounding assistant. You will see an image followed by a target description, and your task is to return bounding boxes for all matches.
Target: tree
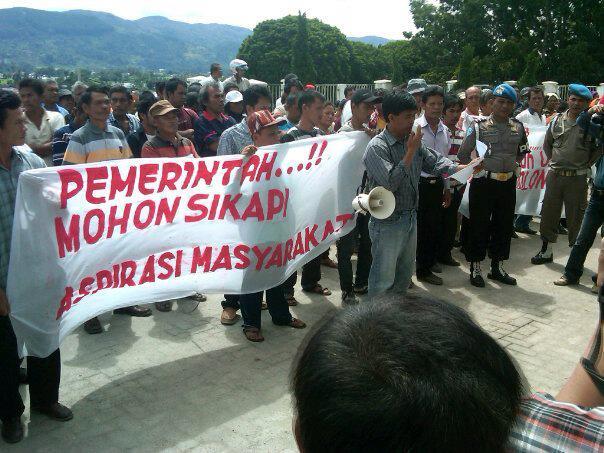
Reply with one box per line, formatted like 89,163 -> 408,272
456,45 -> 475,90
291,12 -> 317,83
518,51 -> 540,87
238,16 -> 355,83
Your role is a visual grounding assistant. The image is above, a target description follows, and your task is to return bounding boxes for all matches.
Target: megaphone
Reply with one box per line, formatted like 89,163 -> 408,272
352,186 -> 395,220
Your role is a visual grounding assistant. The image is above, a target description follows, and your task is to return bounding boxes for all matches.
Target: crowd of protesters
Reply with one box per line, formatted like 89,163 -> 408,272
1,56 -> 603,449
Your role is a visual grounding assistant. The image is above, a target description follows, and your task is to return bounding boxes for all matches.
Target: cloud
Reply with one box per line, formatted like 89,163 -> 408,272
0,0 -> 414,39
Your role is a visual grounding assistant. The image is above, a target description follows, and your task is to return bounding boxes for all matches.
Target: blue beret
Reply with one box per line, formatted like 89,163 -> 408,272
568,83 -> 592,101
493,83 -> 517,103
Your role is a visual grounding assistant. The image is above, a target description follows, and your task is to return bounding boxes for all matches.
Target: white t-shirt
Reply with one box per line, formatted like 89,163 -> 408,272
515,108 -> 546,126
24,109 -> 65,165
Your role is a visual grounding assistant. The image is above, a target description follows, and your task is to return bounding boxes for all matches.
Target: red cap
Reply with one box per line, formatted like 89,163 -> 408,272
247,110 -> 286,135
304,84 -> 316,90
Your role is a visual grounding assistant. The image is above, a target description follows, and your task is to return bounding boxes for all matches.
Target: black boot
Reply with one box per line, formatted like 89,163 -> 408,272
488,260 -> 517,285
470,261 -> 485,287
531,239 -> 553,265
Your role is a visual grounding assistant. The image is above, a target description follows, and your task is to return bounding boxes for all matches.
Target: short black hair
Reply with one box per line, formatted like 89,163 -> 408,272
188,82 -> 202,93
298,90 -> 325,111
223,82 -> 239,95
185,92 -> 199,110
137,94 -> 157,116
80,85 -> 109,106
165,78 -> 186,96
210,63 -> 221,74
155,81 -> 166,95
421,85 -> 444,104
444,93 -> 464,111
18,78 -> 44,97
344,85 -> 355,97
109,84 -> 132,100
528,86 -> 544,101
242,85 -> 272,108
382,90 -> 416,122
292,294 -> 523,453
0,89 -> 22,129
285,93 -> 299,108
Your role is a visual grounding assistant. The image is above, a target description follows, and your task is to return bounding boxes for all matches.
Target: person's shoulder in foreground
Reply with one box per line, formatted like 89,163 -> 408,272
510,391 -> 604,452
14,144 -> 46,170
291,291 -> 604,452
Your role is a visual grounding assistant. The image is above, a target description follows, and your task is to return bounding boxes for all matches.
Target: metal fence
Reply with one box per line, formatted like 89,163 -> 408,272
266,83 -> 375,104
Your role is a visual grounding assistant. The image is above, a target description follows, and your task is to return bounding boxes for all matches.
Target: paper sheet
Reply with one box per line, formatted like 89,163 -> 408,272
449,157 -> 484,184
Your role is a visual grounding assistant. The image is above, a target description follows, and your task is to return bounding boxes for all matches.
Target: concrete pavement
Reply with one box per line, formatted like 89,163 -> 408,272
5,228 -> 602,452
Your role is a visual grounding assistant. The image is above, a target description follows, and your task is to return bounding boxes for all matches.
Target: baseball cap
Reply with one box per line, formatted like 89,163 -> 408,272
149,100 -> 177,117
58,89 -> 72,98
407,78 -> 428,94
225,90 -> 243,105
351,89 -> 383,105
247,110 -> 286,135
230,59 -> 249,73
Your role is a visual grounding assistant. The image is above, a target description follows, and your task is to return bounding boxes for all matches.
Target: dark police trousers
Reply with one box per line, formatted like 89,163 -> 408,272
564,188 -> 604,281
465,176 -> 516,262
417,177 -> 444,275
0,315 -> 61,422
440,185 -> 464,260
336,214 -> 371,292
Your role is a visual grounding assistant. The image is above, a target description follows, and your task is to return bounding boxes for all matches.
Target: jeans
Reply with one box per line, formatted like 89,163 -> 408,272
514,215 -> 533,230
239,284 -> 292,329
564,190 -> 604,282
337,214 -> 372,292
0,316 -> 61,422
368,212 -> 417,298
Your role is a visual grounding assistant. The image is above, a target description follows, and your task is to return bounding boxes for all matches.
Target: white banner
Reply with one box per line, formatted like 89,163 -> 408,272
515,125 -> 549,216
8,132 -> 369,357
460,124 -> 549,217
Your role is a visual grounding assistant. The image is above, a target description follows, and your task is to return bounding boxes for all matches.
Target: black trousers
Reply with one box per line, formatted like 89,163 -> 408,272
0,316 -> 61,422
465,176 -> 516,262
440,186 -> 464,260
337,214 -> 372,292
301,257 -> 322,290
417,178 -> 444,275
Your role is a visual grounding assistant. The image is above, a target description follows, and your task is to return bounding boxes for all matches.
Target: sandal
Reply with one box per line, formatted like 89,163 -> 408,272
303,284 -> 332,296
243,327 -> 264,342
286,295 -> 298,306
289,318 -> 307,329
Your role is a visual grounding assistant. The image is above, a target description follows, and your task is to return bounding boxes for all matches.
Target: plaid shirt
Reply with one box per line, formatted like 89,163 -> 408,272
508,392 -> 604,452
362,127 -> 458,219
0,146 -> 46,290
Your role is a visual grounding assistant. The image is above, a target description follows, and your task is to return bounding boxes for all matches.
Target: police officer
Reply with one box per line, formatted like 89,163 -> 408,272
531,83 -> 599,265
458,83 -> 528,287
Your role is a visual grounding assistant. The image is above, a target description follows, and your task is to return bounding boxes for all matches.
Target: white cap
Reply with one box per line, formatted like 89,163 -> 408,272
229,59 -> 248,73
225,90 -> 243,104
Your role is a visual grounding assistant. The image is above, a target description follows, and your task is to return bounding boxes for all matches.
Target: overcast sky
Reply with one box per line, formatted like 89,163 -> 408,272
0,1 -> 415,40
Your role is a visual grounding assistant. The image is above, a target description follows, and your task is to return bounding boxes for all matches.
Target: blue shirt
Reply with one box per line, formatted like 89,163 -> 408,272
51,122 -> 82,166
0,146 -> 46,289
42,103 -> 69,118
279,118 -> 295,132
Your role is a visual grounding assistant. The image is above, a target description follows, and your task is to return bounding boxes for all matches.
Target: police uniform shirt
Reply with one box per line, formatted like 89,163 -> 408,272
544,111 -> 599,171
458,116 -> 528,173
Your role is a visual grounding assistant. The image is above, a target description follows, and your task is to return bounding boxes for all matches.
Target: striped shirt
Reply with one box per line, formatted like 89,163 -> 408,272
508,392 -> 604,452
362,127 -> 458,218
141,134 -> 198,158
217,119 -> 253,156
0,146 -> 45,290
62,120 -> 132,165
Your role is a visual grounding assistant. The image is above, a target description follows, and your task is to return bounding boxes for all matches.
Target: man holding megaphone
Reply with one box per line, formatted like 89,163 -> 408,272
363,90 -> 477,297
